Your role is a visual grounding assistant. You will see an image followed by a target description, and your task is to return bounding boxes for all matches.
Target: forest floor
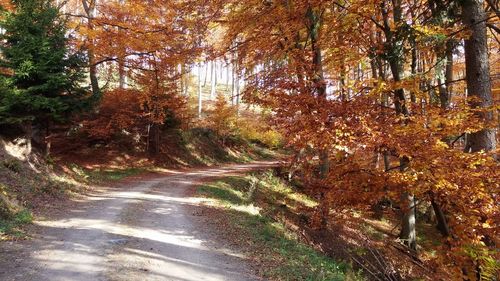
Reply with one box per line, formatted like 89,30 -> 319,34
0,161 -> 278,281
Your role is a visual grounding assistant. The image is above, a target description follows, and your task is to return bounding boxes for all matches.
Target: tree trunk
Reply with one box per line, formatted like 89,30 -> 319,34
431,197 -> 450,236
118,57 -> 126,89
210,61 -> 217,99
235,68 -> 241,111
21,120 -> 33,156
410,36 -> 417,103
307,7 -> 329,179
232,60 -> 237,105
89,50 -> 100,97
400,192 -> 417,251
226,62 -> 230,91
461,0 -> 496,154
433,37 -> 454,237
381,0 -> 416,251
198,64 -> 202,118
203,61 -> 209,87
43,119 -> 52,157
181,64 -> 189,96
82,0 -> 100,98
148,123 -> 160,156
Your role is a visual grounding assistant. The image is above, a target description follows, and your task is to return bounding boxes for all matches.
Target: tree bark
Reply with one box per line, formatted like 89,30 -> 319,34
431,197 -> 450,236
210,61 -> 217,99
82,0 -> 100,98
232,59 -> 237,105
235,68 -> 241,112
461,0 -> 496,154
400,193 -> 417,250
204,61 -> 209,87
148,123 -> 160,156
198,64 -> 202,118
43,119 -> 52,157
307,6 -> 329,179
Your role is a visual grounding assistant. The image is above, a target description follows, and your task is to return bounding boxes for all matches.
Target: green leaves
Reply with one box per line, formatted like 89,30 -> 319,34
0,0 -> 88,126
17,60 -> 35,78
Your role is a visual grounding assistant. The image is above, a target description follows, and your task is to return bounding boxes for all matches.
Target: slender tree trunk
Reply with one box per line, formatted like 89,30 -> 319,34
198,64 -> 202,118
307,6 -> 329,179
148,123 -> 160,156
382,0 -> 417,251
435,41 -> 454,237
178,64 -> 184,95
232,60 -> 237,105
181,64 -> 189,96
203,61 -> 209,87
400,193 -> 417,250
461,0 -> 496,154
82,0 -> 100,98
218,61 -> 224,81
235,68 -> 241,112
445,40 -> 454,97
118,58 -> 126,89
226,62 -> 230,90
44,119 -> 52,157
22,121 -> 33,155
340,59 -> 347,101
431,197 -> 451,236
410,37 -> 418,103
210,61 -> 217,99
437,49 -> 450,108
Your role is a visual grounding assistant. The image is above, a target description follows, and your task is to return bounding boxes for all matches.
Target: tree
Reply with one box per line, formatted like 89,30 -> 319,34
208,93 -> 238,144
0,0 -> 87,155
461,0 -> 496,154
217,0 -> 499,278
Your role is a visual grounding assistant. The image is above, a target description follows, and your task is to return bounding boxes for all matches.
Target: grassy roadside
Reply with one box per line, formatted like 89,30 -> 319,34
197,171 -> 364,281
67,165 -> 150,183
0,209 -> 32,240
0,139 -> 277,241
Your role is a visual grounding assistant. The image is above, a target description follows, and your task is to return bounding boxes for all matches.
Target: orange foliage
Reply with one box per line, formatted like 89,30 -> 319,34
82,89 -> 143,140
57,0 -> 499,277
219,0 -> 499,278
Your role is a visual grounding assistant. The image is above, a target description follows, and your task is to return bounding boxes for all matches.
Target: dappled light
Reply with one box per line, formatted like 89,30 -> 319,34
0,0 -> 498,280
1,163 -> 277,281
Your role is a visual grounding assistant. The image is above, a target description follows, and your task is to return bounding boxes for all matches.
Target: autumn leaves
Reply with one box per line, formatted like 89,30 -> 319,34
217,0 -> 498,279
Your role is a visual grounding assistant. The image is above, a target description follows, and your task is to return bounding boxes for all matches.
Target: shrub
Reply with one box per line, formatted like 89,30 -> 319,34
207,94 -> 238,142
81,88 -> 144,141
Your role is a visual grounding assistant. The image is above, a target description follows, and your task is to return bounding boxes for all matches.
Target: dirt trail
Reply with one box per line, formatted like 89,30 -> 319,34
0,162 -> 277,281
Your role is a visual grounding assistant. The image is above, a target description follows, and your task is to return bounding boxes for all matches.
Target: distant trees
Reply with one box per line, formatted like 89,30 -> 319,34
1,0 -> 497,277
0,0 -> 87,155
68,0 -> 218,155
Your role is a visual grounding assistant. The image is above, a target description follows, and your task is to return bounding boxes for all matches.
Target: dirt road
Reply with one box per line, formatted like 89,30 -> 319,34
0,162 -> 276,281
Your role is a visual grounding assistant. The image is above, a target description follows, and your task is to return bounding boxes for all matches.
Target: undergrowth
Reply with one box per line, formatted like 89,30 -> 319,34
72,165 -> 147,183
198,171 -> 364,281
0,209 -> 32,239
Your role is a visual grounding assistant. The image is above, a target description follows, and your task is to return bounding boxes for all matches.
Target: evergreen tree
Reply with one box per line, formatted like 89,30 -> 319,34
0,0 -> 87,152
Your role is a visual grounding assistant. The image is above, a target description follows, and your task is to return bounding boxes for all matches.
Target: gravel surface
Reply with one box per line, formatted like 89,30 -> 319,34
0,162 -> 276,281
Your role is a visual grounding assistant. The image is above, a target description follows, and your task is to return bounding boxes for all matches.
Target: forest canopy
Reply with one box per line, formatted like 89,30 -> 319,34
0,0 -> 498,280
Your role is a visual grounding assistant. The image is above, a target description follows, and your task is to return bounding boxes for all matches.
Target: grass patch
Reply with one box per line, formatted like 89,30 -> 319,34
69,164 -> 147,183
90,168 -> 144,181
0,209 -> 32,239
197,171 -> 363,281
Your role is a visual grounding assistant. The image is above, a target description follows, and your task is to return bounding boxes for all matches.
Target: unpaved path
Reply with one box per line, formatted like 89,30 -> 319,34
0,162 -> 276,281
